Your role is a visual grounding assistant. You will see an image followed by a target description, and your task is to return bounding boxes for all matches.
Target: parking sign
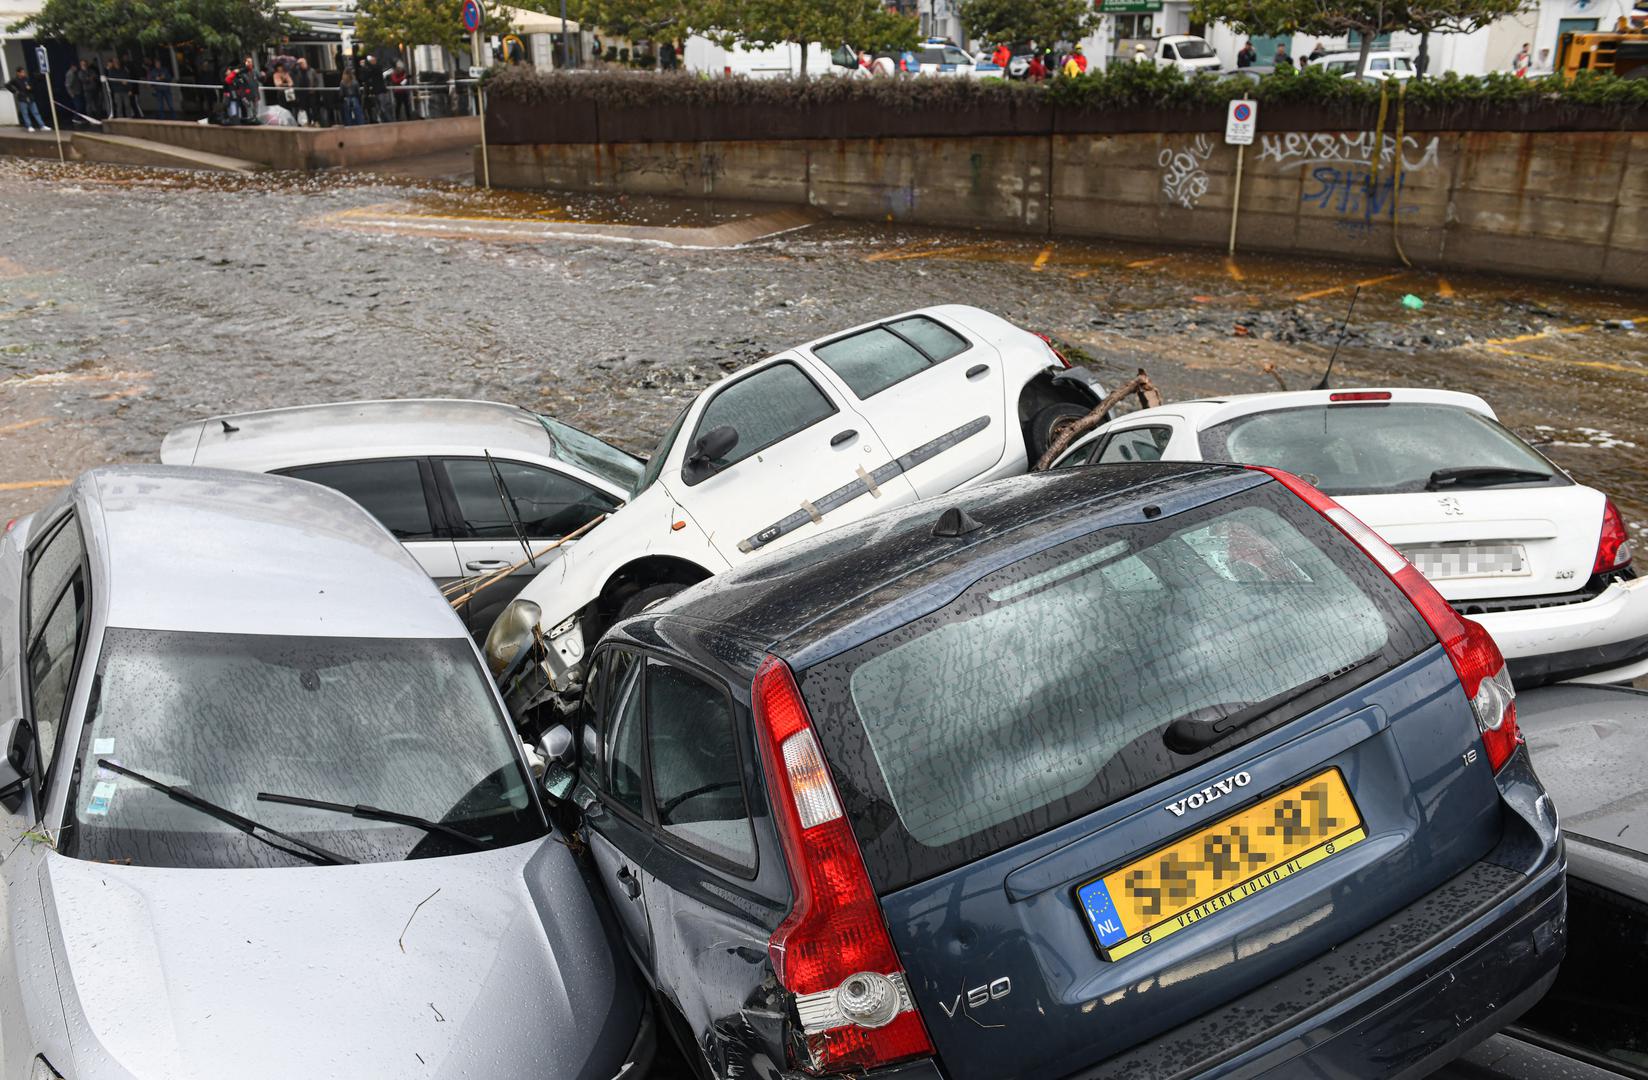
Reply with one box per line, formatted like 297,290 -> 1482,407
1225,99 -> 1256,145
35,45 -> 48,72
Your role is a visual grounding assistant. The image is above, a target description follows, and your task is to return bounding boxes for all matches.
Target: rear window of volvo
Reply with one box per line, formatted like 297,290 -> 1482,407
797,483 -> 1432,890
1198,403 -> 1565,497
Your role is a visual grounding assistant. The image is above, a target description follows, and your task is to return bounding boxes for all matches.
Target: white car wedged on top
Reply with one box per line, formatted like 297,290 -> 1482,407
1051,387 -> 1646,687
488,304 -> 1107,715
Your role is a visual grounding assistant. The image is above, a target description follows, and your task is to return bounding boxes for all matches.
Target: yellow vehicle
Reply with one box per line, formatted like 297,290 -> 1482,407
1556,9 -> 1648,79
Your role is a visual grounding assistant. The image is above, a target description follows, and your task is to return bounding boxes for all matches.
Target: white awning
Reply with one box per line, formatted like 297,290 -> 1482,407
496,5 -> 579,34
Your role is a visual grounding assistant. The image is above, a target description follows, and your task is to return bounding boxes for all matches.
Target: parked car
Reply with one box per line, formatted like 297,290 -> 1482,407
917,41 -> 977,76
1221,63 -> 1276,82
1153,34 -> 1222,72
1436,683 -> 1648,1078
1052,389 -> 1647,687
515,460 -> 1564,1079
491,304 -> 1107,718
1316,49 -> 1418,79
159,398 -> 640,636
1006,48 -> 1037,78
0,465 -> 650,1080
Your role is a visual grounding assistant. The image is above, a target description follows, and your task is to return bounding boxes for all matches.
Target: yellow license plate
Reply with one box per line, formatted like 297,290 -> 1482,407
1077,769 -> 1366,961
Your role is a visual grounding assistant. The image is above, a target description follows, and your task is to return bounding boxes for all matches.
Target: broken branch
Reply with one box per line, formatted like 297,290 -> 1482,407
1033,369 -> 1160,472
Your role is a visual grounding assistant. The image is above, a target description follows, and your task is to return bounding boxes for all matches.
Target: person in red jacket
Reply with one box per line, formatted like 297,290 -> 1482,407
992,42 -> 1011,68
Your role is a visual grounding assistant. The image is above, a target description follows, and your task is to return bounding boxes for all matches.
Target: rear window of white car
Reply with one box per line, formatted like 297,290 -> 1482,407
799,481 -> 1431,889
1197,403 -> 1565,496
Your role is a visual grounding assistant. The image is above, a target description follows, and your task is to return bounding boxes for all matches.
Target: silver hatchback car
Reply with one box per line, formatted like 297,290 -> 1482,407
0,466 -> 648,1080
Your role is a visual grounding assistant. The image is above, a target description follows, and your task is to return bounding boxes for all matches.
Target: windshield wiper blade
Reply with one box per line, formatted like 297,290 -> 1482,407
256,791 -> 486,849
97,759 -> 355,866
1163,653 -> 1382,755
1426,466 -> 1550,491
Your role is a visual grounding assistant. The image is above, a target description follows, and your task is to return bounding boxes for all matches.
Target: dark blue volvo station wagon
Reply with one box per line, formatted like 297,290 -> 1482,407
544,461 -> 1566,1080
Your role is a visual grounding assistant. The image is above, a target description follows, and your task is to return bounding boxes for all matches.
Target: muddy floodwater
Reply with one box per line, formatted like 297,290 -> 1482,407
1,158 -> 1645,548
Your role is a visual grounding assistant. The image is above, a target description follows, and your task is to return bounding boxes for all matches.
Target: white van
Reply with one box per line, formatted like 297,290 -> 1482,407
1154,35 -> 1221,72
1315,49 -> 1417,79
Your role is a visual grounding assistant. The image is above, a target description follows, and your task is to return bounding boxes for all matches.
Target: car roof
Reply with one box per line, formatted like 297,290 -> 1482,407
630,462 -> 1264,672
162,398 -> 556,472
1097,388 -> 1495,432
74,465 -> 462,638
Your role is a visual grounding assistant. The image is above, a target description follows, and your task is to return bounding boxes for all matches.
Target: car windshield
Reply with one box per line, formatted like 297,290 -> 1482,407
60,630 -> 545,869
535,414 -> 644,494
1176,39 -> 1216,58
800,483 -> 1429,889
1197,403 -> 1563,496
634,403 -> 692,496
1390,56 -> 1414,70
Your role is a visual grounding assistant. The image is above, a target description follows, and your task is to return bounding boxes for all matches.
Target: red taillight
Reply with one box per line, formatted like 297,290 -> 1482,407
1035,332 -> 1071,368
1328,391 -> 1392,402
752,657 -> 934,1074
1249,466 -> 1521,771
1594,498 -> 1632,575
3,519 -> 14,533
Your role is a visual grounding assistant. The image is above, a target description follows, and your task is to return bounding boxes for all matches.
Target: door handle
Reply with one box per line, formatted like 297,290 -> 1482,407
830,429 -> 858,448
465,559 -> 510,571
966,364 -> 990,380
616,865 -> 641,901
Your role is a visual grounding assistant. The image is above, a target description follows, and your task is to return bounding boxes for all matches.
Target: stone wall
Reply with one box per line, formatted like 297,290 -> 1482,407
103,116 -> 480,171
479,129 -> 1648,288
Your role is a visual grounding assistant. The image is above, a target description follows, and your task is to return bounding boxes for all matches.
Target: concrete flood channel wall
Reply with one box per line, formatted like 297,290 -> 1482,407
481,100 -> 1647,287
100,116 -> 480,171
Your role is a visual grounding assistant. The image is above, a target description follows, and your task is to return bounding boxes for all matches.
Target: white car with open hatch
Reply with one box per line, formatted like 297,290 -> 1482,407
1051,387 -> 1645,687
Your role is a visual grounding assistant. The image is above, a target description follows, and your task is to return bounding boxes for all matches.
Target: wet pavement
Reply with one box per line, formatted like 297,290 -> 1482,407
1,157 -> 1645,551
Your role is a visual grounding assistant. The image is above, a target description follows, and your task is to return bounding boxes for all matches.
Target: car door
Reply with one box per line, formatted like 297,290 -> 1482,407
806,314 -> 1008,499
277,458 -> 462,589
433,457 -> 624,635
1085,424 -> 1177,466
576,648 -> 656,969
670,358 -> 915,564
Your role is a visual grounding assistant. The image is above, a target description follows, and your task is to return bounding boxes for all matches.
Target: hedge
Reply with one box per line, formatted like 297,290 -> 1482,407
486,63 -> 1648,116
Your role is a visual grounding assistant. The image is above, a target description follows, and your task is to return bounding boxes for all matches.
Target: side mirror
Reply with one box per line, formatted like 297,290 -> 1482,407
484,598 -> 542,679
0,718 -> 34,797
538,723 -> 576,801
683,425 -> 738,483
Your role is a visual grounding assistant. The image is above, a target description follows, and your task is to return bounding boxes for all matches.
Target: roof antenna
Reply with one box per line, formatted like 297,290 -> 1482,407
1314,285 -> 1362,391
220,419 -> 239,434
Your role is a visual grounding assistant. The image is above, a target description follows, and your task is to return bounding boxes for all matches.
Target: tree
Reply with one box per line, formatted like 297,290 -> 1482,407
1402,0 -> 1531,75
703,0 -> 918,75
958,0 -> 1094,49
355,0 -> 515,53
568,0 -> 710,45
21,0 -> 300,53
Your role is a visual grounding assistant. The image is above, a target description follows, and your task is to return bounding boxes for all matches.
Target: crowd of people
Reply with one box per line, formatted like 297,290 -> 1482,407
4,48 -> 439,132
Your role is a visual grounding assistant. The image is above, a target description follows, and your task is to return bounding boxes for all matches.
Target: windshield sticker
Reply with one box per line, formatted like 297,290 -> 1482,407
86,781 -> 117,816
93,738 -> 115,756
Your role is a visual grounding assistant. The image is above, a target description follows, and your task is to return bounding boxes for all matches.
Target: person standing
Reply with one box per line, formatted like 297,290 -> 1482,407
338,66 -> 364,126
1067,43 -> 1089,73
1513,43 -> 1531,76
1237,40 -> 1257,67
1132,41 -> 1151,64
123,57 -> 142,117
147,58 -> 174,119
105,57 -> 128,116
991,41 -> 1011,69
271,61 -> 295,120
659,41 -> 677,70
1308,40 -> 1326,64
63,58 -> 85,119
5,67 -> 47,130
359,55 -> 386,122
390,60 -> 413,120
294,57 -> 318,125
1026,51 -> 1047,81
1273,41 -> 1294,68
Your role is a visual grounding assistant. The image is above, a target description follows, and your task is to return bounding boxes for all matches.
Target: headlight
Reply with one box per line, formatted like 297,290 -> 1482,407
31,1056 -> 65,1080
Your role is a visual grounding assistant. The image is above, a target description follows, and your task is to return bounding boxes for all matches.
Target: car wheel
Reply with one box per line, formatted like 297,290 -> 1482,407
1029,402 -> 1094,460
616,582 -> 687,622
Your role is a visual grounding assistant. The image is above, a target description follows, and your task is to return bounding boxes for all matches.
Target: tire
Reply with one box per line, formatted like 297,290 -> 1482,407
615,582 -> 687,622
1029,401 -> 1095,461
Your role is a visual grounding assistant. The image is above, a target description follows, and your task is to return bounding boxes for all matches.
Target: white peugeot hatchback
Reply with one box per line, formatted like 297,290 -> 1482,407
1053,388 -> 1644,686
490,304 -> 1107,711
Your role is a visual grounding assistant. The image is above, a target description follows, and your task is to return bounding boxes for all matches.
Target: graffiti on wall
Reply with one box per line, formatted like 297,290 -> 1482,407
1258,132 -> 1442,173
1259,132 -> 1443,233
1159,135 -> 1215,209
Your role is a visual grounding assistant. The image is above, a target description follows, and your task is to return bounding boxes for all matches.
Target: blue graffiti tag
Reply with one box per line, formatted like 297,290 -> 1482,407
1301,166 -> 1415,223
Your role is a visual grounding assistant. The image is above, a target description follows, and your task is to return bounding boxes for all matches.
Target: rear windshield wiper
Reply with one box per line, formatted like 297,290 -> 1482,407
1426,466 -> 1550,491
1163,653 -> 1382,755
256,791 -> 487,849
97,759 -> 355,866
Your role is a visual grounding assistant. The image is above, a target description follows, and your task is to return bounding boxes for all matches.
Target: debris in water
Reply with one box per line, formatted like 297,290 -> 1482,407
1401,294 -> 1425,310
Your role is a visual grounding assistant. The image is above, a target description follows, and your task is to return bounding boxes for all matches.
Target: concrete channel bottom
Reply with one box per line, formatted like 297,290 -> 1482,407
316,202 -> 823,249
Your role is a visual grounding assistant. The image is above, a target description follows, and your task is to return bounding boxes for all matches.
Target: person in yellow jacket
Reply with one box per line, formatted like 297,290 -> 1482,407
1061,44 -> 1088,76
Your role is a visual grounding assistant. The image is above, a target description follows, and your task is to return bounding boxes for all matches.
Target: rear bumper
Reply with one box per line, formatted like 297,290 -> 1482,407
1473,573 -> 1648,686
1071,747 -> 1566,1080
